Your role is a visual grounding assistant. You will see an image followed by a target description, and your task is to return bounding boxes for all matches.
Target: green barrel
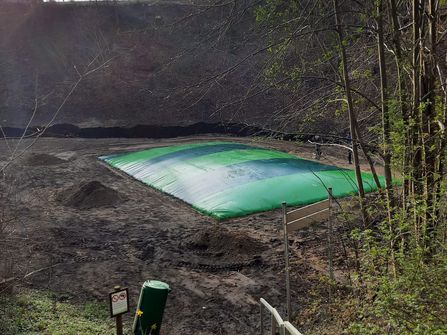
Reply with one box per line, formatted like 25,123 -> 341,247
133,280 -> 171,335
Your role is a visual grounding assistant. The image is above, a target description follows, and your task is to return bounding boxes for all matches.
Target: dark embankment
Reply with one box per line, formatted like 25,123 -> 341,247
0,1 -> 290,130
3,122 -> 348,145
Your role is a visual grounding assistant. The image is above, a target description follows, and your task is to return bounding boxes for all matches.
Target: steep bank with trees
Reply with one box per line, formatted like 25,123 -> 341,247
255,1 -> 447,333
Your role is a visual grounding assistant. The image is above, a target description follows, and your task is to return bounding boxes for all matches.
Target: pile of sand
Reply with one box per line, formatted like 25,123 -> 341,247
22,153 -> 66,166
187,227 -> 265,258
57,181 -> 125,210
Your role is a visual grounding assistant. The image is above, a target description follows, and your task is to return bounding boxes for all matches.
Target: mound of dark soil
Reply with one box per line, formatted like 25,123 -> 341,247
187,227 -> 266,259
22,153 -> 66,166
57,181 -> 125,210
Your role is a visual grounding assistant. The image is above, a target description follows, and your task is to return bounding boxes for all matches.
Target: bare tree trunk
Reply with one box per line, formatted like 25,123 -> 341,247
389,0 -> 410,207
377,0 -> 396,276
435,72 -> 447,221
412,0 -> 421,199
410,0 -> 441,253
354,121 -> 383,191
422,0 -> 439,246
377,0 -> 393,203
411,0 -> 423,248
332,0 -> 366,224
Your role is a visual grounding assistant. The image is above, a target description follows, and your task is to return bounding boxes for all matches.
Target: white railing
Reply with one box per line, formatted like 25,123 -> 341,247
259,298 -> 303,335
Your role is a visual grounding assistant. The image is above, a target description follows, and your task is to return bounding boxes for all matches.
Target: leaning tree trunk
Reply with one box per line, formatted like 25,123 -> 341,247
332,0 -> 366,224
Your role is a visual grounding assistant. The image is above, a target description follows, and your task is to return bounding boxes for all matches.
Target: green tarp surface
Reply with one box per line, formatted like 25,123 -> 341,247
100,141 -> 384,219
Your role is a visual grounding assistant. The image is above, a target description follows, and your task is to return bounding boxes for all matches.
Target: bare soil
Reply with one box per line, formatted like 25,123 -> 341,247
57,180 -> 126,210
0,136 -> 374,334
21,153 -> 67,166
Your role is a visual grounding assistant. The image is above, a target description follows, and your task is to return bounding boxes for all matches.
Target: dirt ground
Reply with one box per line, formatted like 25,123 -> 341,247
0,136 -> 375,334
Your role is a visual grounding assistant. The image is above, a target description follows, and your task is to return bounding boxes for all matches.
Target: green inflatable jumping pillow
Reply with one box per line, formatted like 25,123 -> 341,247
99,141 -> 383,219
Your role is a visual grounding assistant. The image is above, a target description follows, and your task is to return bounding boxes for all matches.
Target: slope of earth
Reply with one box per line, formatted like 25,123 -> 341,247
0,136 -> 375,334
0,1 -> 287,129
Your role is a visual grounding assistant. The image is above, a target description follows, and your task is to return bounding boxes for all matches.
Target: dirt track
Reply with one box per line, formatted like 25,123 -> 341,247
0,136 -> 367,334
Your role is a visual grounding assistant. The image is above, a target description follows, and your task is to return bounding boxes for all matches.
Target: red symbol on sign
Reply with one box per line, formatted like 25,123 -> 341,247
119,292 -> 127,300
112,295 -> 119,303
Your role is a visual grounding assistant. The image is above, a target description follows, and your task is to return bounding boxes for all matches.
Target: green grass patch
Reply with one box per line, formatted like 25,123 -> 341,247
0,289 -> 121,335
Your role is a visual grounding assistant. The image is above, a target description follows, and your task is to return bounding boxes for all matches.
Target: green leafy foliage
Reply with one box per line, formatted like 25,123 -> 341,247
348,254 -> 447,335
0,289 -> 119,335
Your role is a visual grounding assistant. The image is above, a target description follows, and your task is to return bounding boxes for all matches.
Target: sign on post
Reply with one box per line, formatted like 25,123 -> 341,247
109,287 -> 129,317
109,286 -> 129,335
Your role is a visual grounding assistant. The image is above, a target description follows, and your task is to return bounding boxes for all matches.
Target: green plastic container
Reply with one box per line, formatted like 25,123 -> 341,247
133,280 -> 171,335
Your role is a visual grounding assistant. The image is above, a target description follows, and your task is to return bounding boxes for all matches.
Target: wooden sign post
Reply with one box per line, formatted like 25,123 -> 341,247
109,285 -> 129,335
282,189 -> 333,319
282,201 -> 291,321
327,188 -> 335,302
